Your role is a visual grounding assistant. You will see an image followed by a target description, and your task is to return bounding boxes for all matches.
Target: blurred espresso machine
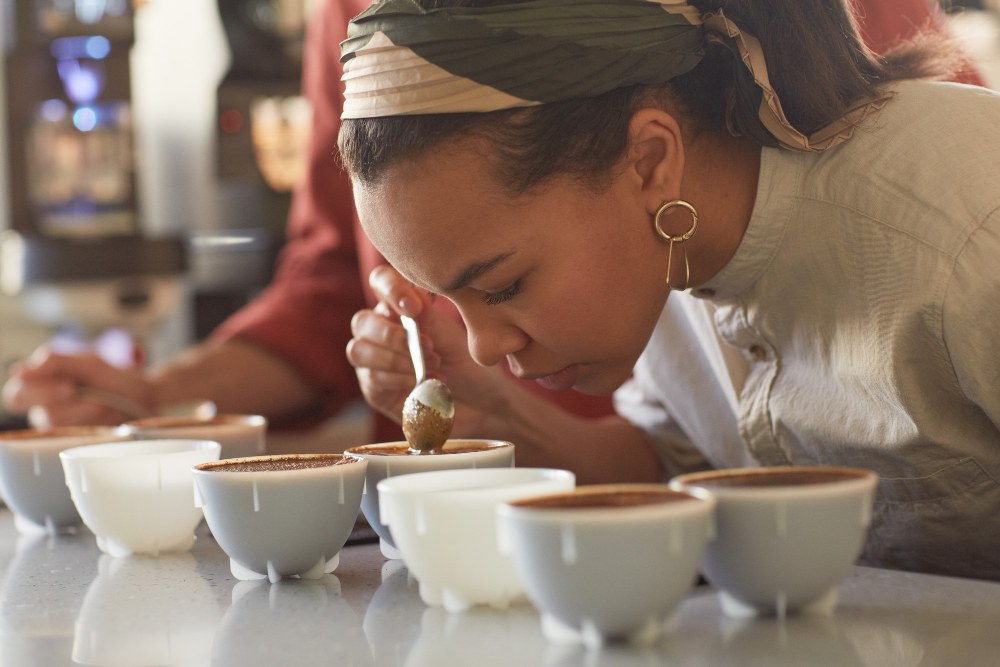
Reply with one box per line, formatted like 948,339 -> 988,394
191,0 -> 312,339
183,0 -> 313,339
0,0 -> 186,372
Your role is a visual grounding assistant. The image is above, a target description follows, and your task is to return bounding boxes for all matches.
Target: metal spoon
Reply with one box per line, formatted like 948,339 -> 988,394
400,315 -> 455,454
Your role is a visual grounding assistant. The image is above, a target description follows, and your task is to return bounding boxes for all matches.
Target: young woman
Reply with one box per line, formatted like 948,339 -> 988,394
340,0 -> 1000,580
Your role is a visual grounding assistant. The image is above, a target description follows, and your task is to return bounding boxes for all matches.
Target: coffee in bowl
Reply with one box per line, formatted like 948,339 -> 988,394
192,454 -> 367,582
200,455 -> 354,473
497,484 -> 715,647
680,467 -> 871,488
511,487 -> 693,509
344,439 -> 515,559
350,441 -> 503,456
670,466 -> 878,618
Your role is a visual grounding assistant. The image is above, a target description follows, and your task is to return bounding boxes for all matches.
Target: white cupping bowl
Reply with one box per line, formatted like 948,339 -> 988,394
60,439 -> 221,557
0,426 -> 130,535
377,467 -> 575,612
345,439 -> 515,559
192,454 -> 367,583
670,466 -> 878,618
497,484 -> 716,647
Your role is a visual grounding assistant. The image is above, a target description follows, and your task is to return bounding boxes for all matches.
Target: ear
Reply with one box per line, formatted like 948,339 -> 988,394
625,108 -> 685,216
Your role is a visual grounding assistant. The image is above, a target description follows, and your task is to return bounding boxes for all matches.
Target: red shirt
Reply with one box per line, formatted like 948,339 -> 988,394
857,0 -> 984,86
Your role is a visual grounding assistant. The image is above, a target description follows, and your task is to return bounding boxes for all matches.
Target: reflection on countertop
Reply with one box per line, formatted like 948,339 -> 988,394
73,553 -> 222,666
213,576 -> 370,666
0,509 -> 999,667
0,531 -> 97,667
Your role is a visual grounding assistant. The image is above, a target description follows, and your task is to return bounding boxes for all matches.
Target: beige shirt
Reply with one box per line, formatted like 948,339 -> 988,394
614,80 -> 1000,580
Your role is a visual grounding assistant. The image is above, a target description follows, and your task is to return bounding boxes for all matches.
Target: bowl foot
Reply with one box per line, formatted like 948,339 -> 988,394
298,553 -> 341,581
418,581 -> 443,607
230,558 -> 268,581
230,552 -> 341,583
719,587 -> 839,619
379,538 -> 403,560
13,513 -> 80,536
541,612 -> 671,649
442,589 -> 474,613
14,514 -> 47,536
418,582 -> 520,613
96,533 -> 194,558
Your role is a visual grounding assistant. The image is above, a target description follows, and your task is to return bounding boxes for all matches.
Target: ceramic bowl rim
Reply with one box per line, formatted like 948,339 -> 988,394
497,483 -> 715,523
377,466 -> 573,499
670,466 -> 878,499
119,413 -> 267,431
59,438 -> 221,462
345,438 -> 513,458
192,452 -> 365,477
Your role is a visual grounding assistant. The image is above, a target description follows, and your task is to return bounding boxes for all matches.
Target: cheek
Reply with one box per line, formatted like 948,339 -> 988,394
520,260 -> 656,354
554,242 -> 668,356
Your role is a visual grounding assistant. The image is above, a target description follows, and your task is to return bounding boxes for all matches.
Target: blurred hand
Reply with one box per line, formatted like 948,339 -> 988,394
2,346 -> 155,428
346,264 -> 512,438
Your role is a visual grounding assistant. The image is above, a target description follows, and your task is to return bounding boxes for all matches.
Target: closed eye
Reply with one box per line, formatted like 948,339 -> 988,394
482,279 -> 521,306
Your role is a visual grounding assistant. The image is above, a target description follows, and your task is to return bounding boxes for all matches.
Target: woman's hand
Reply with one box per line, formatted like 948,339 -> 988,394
2,347 -> 155,428
346,265 -> 513,438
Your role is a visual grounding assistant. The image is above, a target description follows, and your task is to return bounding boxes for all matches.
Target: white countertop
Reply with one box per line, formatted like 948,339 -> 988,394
1,508 -> 998,667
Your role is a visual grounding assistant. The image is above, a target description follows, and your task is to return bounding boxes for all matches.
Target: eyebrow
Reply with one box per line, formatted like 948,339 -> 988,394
444,252 -> 515,292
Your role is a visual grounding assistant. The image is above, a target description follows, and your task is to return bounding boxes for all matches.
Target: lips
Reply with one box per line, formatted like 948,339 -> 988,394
530,366 -> 578,392
507,356 -> 580,391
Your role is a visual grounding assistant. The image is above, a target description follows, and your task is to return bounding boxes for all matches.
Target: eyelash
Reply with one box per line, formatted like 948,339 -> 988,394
482,280 -> 521,306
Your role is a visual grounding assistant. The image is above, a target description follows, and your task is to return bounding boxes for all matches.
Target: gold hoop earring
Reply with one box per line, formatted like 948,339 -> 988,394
654,199 -> 698,291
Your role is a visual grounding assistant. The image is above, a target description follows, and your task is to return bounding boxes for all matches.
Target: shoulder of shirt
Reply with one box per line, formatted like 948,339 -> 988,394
770,80 -> 1000,257
813,79 -> 1000,185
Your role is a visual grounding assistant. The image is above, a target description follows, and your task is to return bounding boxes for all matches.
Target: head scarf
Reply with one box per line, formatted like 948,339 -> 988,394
341,0 -> 889,152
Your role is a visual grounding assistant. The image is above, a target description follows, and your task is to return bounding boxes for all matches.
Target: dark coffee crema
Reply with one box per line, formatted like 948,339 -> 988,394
350,442 -> 502,456
512,490 -> 693,510
198,454 -> 354,473
684,468 -> 870,488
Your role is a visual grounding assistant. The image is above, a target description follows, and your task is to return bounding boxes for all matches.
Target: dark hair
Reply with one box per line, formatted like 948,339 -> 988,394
339,0 -> 955,193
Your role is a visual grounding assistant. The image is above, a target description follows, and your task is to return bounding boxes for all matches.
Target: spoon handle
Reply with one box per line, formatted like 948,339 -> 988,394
400,315 -> 426,385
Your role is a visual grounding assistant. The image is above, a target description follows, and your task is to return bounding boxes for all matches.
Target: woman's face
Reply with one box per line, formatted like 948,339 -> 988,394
354,138 -> 672,395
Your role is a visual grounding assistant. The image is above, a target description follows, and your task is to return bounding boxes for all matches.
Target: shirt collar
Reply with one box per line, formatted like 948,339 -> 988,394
690,146 -> 807,301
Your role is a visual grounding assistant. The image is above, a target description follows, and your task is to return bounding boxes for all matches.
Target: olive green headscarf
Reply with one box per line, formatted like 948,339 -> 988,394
340,0 -> 889,152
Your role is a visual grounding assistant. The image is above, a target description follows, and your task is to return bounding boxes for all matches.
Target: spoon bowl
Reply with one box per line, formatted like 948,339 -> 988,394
402,379 -> 455,453
400,315 -> 455,453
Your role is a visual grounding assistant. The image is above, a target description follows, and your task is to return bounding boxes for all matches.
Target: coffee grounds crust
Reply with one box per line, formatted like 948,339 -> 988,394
198,454 -> 355,473
513,489 -> 692,510
688,468 -> 870,488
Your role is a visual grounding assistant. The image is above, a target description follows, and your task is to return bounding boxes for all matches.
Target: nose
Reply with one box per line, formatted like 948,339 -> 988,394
462,308 -> 529,368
